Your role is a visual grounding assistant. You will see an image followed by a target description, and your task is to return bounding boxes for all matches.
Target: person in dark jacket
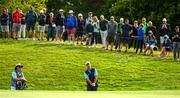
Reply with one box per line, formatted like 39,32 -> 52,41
85,20 -> 94,48
172,26 -> 180,61
47,12 -> 56,41
38,10 -> 46,40
25,6 -> 37,40
77,13 -> 85,45
159,18 -> 171,49
159,35 -> 171,59
55,9 -> 65,43
84,61 -> 98,91
0,8 -> 10,39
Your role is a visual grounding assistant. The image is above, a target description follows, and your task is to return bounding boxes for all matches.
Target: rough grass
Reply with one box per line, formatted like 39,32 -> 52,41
0,40 -> 180,91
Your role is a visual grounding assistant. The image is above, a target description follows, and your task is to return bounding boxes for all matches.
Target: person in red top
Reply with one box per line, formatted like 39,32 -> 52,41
12,7 -> 22,40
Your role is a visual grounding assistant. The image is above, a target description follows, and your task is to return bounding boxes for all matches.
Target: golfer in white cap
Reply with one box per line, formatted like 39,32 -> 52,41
84,61 -> 98,91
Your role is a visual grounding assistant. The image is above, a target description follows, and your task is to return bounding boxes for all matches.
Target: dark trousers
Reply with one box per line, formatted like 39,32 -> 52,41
87,85 -> 98,91
115,34 -> 121,50
136,39 -> 144,53
92,32 -> 98,45
47,26 -> 56,41
129,37 -> 136,49
173,42 -> 180,60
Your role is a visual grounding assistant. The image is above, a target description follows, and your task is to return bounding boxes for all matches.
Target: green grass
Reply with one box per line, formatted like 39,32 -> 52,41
1,90 -> 180,98
0,40 -> 180,90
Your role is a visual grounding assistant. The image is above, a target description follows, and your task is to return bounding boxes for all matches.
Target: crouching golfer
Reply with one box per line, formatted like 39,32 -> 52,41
84,61 -> 98,91
11,63 -> 27,90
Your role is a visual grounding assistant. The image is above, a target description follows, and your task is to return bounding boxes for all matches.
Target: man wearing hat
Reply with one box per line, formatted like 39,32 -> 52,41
65,10 -> 78,45
84,61 -> 98,91
55,9 -> 65,43
11,63 -> 27,90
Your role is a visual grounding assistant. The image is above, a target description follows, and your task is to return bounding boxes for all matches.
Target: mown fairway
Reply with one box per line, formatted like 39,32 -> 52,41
0,40 -> 180,90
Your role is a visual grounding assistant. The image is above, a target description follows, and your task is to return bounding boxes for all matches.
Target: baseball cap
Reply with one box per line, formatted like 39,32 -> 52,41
85,61 -> 91,66
15,63 -> 23,68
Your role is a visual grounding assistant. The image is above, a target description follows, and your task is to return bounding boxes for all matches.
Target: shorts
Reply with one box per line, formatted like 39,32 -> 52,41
146,44 -> 156,49
12,23 -> 21,32
1,25 -> 9,32
122,37 -> 130,44
107,36 -> 115,43
56,26 -> 64,34
67,28 -> 76,35
26,24 -> 35,31
38,25 -> 45,33
160,36 -> 165,44
165,47 -> 171,51
45,24 -> 49,32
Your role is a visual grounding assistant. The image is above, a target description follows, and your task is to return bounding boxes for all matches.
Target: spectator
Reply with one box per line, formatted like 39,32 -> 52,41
86,12 -> 93,25
141,17 -> 148,33
65,10 -> 78,45
159,18 -> 171,49
42,8 -> 50,40
0,8 -> 10,39
12,7 -> 22,40
11,63 -> 27,90
144,31 -> 157,57
19,10 -> 26,39
159,35 -> 171,59
47,12 -> 56,41
84,61 -> 98,91
38,10 -> 46,41
136,24 -> 144,54
25,6 -> 37,40
146,21 -> 157,37
115,18 -> 124,52
92,16 -> 100,47
55,9 -> 65,43
172,26 -> 180,61
129,20 -> 138,50
85,19 -> 94,48
99,15 -> 108,49
77,13 -> 85,45
106,16 -> 117,51
121,19 -> 132,52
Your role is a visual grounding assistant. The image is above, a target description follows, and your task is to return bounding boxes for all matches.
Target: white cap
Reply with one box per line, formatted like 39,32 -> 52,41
40,10 -> 44,13
68,10 -> 74,14
78,13 -> 83,17
163,18 -> 167,22
120,18 -> 124,21
85,61 -> 91,66
59,9 -> 64,12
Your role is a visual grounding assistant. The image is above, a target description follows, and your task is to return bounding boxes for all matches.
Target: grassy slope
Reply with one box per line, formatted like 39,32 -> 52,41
0,40 -> 180,90
1,90 -> 180,98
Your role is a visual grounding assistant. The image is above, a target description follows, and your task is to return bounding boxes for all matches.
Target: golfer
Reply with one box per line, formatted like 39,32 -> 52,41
84,61 -> 98,91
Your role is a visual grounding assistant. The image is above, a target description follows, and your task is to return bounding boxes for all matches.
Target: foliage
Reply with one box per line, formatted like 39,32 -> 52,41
0,0 -> 46,14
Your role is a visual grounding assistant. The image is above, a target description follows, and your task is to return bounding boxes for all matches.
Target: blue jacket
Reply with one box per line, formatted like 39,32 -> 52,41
25,11 -> 37,25
65,15 -> 78,29
137,27 -> 144,40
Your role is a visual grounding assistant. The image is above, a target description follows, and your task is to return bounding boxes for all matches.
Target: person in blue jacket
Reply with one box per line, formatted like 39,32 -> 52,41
136,24 -> 144,54
25,6 -> 37,40
65,10 -> 78,45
